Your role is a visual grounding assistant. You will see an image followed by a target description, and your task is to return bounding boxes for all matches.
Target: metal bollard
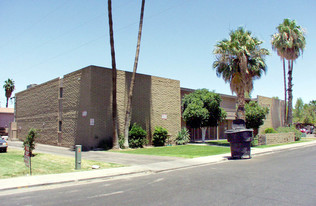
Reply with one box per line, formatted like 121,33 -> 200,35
75,145 -> 82,170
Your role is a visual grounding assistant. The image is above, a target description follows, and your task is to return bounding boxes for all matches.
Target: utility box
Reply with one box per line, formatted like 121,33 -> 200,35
75,145 -> 82,170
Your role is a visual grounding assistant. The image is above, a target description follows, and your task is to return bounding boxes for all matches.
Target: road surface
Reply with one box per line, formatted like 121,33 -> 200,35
2,145 -> 316,206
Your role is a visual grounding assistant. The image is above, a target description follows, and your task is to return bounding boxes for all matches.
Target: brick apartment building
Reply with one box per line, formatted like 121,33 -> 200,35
15,66 -> 181,150
14,65 -> 284,149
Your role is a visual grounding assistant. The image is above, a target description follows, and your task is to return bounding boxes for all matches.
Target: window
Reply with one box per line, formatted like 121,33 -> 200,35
59,121 -> 62,132
59,88 -> 63,98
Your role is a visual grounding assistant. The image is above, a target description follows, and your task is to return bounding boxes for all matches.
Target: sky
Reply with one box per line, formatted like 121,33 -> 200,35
1,0 -> 315,108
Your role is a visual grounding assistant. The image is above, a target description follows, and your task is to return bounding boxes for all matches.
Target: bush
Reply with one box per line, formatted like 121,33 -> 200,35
264,128 -> 277,134
176,128 -> 190,145
251,135 -> 258,147
119,134 -> 125,149
152,127 -> 168,146
277,126 -> 301,141
23,128 -> 39,156
128,123 -> 148,148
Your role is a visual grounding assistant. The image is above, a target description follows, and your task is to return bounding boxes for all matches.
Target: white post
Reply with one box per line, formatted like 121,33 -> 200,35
201,127 -> 207,143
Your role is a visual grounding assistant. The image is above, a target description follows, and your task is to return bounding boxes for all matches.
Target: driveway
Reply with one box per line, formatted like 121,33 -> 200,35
7,140 -> 184,166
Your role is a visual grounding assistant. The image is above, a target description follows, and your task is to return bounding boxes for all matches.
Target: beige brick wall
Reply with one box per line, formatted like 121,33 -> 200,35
16,78 -> 60,145
257,96 -> 285,134
258,132 -> 295,145
16,66 -> 181,150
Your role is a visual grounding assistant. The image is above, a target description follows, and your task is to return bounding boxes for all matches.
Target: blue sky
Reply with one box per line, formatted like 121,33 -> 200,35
1,0 -> 315,108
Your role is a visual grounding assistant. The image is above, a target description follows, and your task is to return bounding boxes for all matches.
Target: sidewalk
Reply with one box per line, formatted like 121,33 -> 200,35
1,140 -> 316,192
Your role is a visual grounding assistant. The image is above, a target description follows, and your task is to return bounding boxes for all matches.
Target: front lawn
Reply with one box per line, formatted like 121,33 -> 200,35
207,139 -> 230,147
112,145 -> 230,158
0,148 -> 122,179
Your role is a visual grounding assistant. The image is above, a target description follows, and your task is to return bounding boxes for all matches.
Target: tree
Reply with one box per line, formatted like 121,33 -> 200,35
213,27 -> 269,120
182,89 -> 226,142
302,104 -> 316,124
23,128 -> 39,157
107,0 -> 119,149
123,0 -> 146,148
271,37 -> 287,125
245,101 -> 269,136
3,78 -> 15,108
271,19 -> 306,126
293,99 -> 316,124
293,98 -> 304,123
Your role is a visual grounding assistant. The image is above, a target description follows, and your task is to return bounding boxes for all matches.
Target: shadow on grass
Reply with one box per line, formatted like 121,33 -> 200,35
206,141 -> 230,147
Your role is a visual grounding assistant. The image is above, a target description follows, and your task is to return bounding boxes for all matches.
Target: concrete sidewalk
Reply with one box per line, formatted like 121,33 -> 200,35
1,140 -> 316,192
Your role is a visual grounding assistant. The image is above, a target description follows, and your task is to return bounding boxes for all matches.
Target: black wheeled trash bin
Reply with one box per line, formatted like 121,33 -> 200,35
225,119 -> 253,159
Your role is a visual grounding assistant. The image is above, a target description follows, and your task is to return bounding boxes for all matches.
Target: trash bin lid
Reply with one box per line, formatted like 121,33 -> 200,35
224,128 -> 253,134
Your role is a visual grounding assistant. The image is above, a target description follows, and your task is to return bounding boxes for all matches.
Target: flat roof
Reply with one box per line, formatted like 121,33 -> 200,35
0,108 -> 14,114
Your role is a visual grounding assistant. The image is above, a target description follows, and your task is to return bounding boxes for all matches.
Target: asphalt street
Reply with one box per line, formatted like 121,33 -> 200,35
2,144 -> 316,206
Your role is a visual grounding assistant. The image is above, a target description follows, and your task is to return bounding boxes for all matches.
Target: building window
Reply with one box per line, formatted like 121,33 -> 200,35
59,121 -> 62,132
59,88 -> 63,98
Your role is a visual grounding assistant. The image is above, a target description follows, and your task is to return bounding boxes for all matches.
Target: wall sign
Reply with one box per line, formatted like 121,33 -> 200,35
82,111 -> 87,117
162,114 -> 167,120
90,118 -> 94,126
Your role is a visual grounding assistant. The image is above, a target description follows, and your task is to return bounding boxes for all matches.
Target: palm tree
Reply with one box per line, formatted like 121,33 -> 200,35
271,19 -> 306,125
123,0 -> 146,148
213,27 -> 269,120
271,30 -> 287,125
107,0 -> 119,149
3,78 -> 15,108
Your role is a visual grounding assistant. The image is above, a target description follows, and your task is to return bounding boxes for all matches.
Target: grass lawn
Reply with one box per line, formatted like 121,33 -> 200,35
206,139 -> 230,147
112,145 -> 230,158
0,148 -> 122,179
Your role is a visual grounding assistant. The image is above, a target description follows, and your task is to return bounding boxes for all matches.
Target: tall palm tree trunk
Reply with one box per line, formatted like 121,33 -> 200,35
6,97 -> 9,108
123,0 -> 146,148
283,58 -> 287,126
236,88 -> 246,121
287,60 -> 294,126
5,91 -> 11,108
108,0 -> 119,149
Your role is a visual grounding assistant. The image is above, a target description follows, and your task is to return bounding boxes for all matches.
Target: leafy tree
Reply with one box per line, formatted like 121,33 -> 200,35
302,103 -> 316,124
293,99 -> 316,124
245,101 -> 269,136
3,78 -> 15,108
107,0 -> 119,149
293,98 -> 304,123
213,27 -> 269,120
271,19 -> 306,125
182,89 -> 226,142
124,0 -> 146,149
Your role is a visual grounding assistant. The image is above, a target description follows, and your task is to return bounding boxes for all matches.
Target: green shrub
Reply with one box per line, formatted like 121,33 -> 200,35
119,134 -> 125,149
277,126 -> 301,141
251,135 -> 258,147
176,128 -> 190,145
23,128 -> 39,156
128,123 -> 148,148
264,128 -> 277,134
152,127 -> 168,146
